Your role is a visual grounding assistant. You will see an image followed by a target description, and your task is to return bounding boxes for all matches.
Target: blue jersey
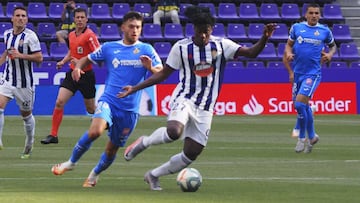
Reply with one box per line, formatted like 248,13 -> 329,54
289,22 -> 334,75
88,40 -> 162,113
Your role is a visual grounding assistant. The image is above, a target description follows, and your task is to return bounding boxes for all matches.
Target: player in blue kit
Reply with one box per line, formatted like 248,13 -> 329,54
284,3 -> 336,153
118,6 -> 277,191
50,11 -> 163,187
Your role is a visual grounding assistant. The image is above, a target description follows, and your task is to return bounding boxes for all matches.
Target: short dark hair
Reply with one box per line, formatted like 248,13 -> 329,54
184,6 -> 215,27
122,11 -> 144,24
13,6 -> 27,16
306,3 -> 320,11
74,7 -> 87,16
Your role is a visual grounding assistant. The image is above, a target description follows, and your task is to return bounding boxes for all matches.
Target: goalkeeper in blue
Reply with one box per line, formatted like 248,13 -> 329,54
50,11 -> 163,187
284,3 -> 336,153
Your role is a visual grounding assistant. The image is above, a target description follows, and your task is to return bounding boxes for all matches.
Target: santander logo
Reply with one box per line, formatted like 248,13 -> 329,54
242,95 -> 264,115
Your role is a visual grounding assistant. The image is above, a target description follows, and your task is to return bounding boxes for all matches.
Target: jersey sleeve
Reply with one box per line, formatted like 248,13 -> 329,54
88,43 -> 105,64
221,38 -> 241,60
28,31 -> 41,53
165,42 -> 181,70
325,27 -> 335,45
148,45 -> 163,68
87,31 -> 101,52
288,24 -> 297,41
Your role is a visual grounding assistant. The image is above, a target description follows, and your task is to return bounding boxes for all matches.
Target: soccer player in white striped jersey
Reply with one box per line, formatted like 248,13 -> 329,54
0,7 -> 43,158
118,6 -> 277,191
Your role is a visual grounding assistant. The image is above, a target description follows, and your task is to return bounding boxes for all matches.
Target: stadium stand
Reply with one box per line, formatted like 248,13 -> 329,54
0,0 -> 358,69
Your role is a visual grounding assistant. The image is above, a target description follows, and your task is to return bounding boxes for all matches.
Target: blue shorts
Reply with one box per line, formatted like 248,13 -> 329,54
93,101 -> 139,147
292,74 -> 321,100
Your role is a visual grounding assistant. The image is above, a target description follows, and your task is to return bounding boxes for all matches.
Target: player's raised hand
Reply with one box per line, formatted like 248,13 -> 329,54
264,23 -> 277,38
117,85 -> 134,98
140,55 -> 152,70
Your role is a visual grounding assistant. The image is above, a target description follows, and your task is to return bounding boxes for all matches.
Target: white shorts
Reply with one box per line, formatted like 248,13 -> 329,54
168,98 -> 212,146
0,81 -> 34,111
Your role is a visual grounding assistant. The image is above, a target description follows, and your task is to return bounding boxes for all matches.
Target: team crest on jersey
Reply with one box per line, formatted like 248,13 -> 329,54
314,30 -> 320,36
306,78 -> 313,85
77,46 -> 84,54
193,61 -> 214,77
19,39 -> 24,46
133,48 -> 140,54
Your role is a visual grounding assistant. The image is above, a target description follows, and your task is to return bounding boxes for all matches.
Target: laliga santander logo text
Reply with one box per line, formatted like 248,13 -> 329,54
160,95 -> 237,115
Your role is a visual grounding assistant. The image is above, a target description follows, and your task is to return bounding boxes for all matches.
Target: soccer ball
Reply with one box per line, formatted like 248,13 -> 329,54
176,168 -> 202,192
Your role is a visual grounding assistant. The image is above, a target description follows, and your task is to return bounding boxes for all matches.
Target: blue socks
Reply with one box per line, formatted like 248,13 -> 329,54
94,152 -> 116,174
294,101 -> 307,140
70,132 -> 93,163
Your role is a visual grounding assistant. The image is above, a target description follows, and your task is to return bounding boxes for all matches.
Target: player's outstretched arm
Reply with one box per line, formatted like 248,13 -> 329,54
117,65 -> 174,98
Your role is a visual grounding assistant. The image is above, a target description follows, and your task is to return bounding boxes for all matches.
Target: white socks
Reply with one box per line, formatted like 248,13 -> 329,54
152,152 -> 192,177
143,127 -> 174,147
23,114 -> 35,147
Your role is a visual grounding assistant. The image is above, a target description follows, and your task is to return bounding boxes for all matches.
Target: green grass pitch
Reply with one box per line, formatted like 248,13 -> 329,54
0,115 -> 359,203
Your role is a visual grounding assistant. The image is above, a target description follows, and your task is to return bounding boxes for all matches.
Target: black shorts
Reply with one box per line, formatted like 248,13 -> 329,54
60,69 -> 96,99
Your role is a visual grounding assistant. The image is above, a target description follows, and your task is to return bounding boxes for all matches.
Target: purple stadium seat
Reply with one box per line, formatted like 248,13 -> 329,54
153,41 -> 172,61
350,62 -> 360,68
142,23 -> 163,41
339,43 -> 360,61
0,42 -> 5,55
329,61 -> 348,68
270,23 -> 289,42
90,3 -> 112,21
217,3 -> 238,22
198,3 -> 217,18
37,61 -> 57,69
112,3 -> 130,19
268,61 -> 285,69
40,42 -> 51,61
164,23 -> 184,41
87,23 -> 99,36
226,61 -> 244,69
6,2 -> 24,17
248,23 -> 264,41
260,3 -> 281,21
323,3 -> 344,22
27,2 -> 48,21
277,42 -> 286,57
37,22 -> 57,42
281,3 -> 300,21
257,43 -> 278,61
48,3 -> 63,21
227,23 -> 247,41
0,22 -> 12,40
76,3 -> 88,11
212,23 -> 226,38
50,42 -> 68,61
179,3 -> 192,21
99,23 -> 121,41
0,4 -> 6,20
133,3 -> 152,22
239,3 -> 259,21
247,61 -> 265,69
332,24 -> 353,43
185,23 -> 194,38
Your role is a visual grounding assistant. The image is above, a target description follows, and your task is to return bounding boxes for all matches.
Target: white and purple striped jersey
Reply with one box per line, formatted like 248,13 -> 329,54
166,36 -> 241,112
2,28 -> 41,89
